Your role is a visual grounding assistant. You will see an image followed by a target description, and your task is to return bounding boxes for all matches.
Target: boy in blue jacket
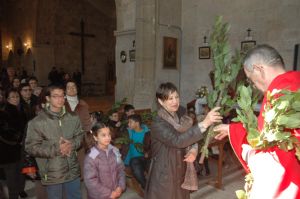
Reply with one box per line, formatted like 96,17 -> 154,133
124,114 -> 150,189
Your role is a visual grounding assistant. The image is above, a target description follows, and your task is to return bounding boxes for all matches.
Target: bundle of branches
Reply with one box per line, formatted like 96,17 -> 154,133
233,86 -> 300,159
199,16 -> 243,163
233,85 -> 300,199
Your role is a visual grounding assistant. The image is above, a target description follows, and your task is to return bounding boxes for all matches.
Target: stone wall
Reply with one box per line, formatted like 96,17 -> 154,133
1,0 -> 116,95
1,0 -> 38,73
180,0 -> 300,105
114,0 -> 137,104
114,0 -> 182,109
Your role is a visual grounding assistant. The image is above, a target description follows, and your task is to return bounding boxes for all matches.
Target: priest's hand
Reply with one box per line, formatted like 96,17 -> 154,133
214,124 -> 229,140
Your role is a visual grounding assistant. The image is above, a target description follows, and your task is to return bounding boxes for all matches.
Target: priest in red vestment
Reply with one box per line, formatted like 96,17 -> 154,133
214,44 -> 300,199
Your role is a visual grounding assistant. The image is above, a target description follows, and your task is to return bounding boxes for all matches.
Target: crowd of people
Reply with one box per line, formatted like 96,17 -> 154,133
0,44 -> 300,199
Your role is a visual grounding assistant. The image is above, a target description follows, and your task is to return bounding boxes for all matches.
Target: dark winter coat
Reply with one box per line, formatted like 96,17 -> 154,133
20,94 -> 38,122
145,106 -> 204,199
0,103 -> 26,164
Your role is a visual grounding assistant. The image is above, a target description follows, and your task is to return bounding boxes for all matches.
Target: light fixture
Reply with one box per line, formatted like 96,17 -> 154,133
24,41 -> 31,49
6,43 -> 12,51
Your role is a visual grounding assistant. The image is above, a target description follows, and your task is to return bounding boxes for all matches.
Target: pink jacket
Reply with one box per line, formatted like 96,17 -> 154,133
84,144 -> 126,199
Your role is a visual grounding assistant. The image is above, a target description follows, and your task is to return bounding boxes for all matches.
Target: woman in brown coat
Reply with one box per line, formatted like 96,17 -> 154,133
65,79 -> 92,180
145,82 -> 222,199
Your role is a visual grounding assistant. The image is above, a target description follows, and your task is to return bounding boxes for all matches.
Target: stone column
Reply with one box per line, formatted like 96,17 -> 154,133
132,0 -> 157,109
114,0 -> 137,103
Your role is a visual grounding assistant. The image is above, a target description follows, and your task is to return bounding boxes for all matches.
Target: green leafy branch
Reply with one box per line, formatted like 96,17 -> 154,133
233,86 -> 300,157
114,134 -> 144,153
233,86 -> 300,199
199,16 -> 243,163
232,85 -> 259,145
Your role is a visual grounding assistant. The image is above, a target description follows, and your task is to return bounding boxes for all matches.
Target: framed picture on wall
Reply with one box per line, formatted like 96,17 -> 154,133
199,47 -> 211,59
241,40 -> 256,54
129,50 -> 135,62
163,37 -> 177,69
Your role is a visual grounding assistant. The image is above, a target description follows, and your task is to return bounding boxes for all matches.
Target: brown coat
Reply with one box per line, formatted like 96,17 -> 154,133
145,106 -> 203,199
65,98 -> 91,180
65,99 -> 91,132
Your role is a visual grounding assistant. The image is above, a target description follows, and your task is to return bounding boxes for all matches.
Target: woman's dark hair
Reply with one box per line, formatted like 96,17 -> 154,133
5,88 -> 19,99
84,122 -> 108,153
156,82 -> 178,101
64,79 -> 78,90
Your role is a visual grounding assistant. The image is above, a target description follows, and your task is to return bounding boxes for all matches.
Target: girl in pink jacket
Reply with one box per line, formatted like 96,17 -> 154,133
84,122 -> 126,199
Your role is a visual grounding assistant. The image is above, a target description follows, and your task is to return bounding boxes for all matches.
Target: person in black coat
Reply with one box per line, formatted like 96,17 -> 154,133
0,88 -> 27,199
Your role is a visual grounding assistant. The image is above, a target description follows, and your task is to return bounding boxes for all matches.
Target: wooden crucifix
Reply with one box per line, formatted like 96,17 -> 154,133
69,19 -> 95,74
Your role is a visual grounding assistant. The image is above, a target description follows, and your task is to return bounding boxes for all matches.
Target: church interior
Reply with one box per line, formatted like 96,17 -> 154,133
0,0 -> 300,198
1,0 -> 299,108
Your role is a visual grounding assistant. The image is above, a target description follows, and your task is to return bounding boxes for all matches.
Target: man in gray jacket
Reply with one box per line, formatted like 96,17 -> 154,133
25,85 -> 83,199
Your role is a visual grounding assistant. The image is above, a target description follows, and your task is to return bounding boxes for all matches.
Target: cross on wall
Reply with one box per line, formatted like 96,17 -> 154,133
69,19 -> 95,74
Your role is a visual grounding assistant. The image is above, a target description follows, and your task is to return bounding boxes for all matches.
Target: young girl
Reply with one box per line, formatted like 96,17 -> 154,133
84,122 -> 126,199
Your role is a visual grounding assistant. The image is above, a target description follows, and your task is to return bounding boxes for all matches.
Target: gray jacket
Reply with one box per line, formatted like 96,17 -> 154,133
25,106 -> 83,185
84,144 -> 126,199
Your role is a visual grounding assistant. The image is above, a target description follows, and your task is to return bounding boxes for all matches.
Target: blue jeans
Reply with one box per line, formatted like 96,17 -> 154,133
46,178 -> 81,199
130,157 -> 147,189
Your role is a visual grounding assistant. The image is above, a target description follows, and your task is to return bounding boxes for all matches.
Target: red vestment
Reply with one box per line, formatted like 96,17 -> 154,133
229,71 -> 300,199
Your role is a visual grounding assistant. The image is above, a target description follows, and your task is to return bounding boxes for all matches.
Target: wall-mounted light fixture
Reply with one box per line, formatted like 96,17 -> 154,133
5,43 -> 13,51
24,41 -> 31,50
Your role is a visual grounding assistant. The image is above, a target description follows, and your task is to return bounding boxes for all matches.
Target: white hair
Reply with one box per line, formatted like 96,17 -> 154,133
243,44 -> 285,71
